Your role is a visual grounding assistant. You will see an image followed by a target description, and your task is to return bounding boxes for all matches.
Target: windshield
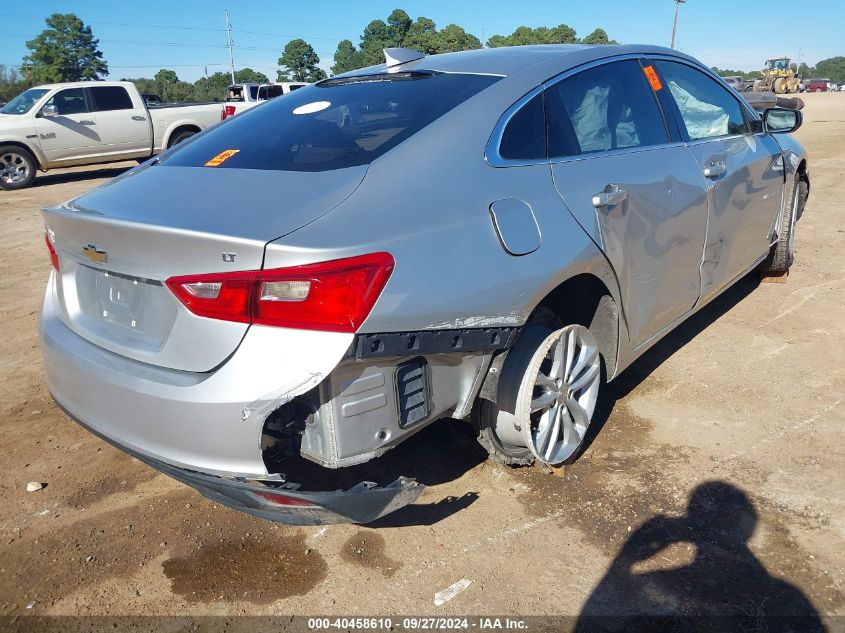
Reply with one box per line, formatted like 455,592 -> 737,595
163,71 -> 500,172
1,88 -> 49,115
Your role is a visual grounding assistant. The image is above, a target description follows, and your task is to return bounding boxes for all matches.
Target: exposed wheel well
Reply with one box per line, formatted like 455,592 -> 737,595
166,125 -> 201,148
0,141 -> 41,170
532,273 -> 619,377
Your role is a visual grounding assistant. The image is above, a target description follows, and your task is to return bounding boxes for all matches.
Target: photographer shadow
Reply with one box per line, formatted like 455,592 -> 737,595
575,481 -> 826,632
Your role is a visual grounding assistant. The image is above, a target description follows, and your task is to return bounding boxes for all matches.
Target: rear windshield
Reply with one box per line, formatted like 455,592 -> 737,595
163,72 -> 500,172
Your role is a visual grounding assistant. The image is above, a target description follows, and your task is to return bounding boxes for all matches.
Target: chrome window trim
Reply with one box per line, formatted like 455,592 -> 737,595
485,85 -> 547,168
486,53 -> 675,168
548,141 -> 680,167
485,51 -> 766,169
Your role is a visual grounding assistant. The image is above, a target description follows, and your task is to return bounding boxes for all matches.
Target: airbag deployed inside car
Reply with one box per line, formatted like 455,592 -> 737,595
666,80 -> 729,139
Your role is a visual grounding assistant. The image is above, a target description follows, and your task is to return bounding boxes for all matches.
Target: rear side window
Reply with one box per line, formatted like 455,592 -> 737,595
164,72 -> 500,172
499,93 -> 545,160
653,61 -> 748,140
257,85 -> 285,100
546,60 -> 669,157
90,86 -> 133,111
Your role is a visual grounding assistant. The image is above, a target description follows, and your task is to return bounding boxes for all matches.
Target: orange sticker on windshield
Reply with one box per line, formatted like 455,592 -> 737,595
643,65 -> 662,91
204,149 -> 240,167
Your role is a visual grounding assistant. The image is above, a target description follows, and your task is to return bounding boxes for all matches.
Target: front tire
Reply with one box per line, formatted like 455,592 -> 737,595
762,172 -> 801,273
0,145 -> 37,190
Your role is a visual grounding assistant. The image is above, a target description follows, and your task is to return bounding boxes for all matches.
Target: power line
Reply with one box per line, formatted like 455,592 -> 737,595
2,13 -> 346,41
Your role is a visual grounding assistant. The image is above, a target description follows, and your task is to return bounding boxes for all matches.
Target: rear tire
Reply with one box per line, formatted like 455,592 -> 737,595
473,398 -> 534,466
472,308 -> 604,467
0,145 -> 37,190
168,130 -> 197,148
472,309 -> 561,467
762,172 -> 801,273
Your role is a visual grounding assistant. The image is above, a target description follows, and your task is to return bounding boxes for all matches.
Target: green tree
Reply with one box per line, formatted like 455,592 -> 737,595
711,67 -> 762,80
403,17 -> 440,54
278,38 -> 327,82
332,39 -> 361,75
192,71 -> 235,102
797,63 -> 816,78
22,13 -> 107,83
487,23 -> 579,47
581,28 -> 616,45
387,9 -> 412,46
815,56 -> 845,84
434,24 -> 482,53
358,19 -> 392,66
234,68 -> 269,83
154,69 -> 178,84
153,68 -> 178,100
0,65 -> 27,102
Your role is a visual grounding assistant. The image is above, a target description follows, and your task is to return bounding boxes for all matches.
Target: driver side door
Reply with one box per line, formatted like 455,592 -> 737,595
35,87 -> 102,163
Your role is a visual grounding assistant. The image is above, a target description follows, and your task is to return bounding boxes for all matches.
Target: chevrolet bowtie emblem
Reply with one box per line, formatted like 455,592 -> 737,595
83,244 -> 108,265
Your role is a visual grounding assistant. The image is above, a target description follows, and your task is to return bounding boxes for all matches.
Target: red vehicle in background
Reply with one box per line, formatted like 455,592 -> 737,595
805,78 -> 830,93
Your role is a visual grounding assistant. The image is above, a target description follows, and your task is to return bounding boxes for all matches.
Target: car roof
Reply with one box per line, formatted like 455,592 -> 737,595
338,44 -> 703,82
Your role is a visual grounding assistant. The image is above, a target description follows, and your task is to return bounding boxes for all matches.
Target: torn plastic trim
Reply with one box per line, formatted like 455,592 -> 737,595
241,370 -> 326,423
350,327 -> 517,359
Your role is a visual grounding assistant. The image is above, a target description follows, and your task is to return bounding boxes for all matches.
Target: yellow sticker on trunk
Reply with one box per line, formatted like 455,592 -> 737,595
204,149 -> 240,167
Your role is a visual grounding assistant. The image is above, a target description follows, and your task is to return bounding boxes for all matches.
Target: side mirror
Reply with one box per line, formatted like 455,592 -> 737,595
41,103 -> 59,118
763,108 -> 802,134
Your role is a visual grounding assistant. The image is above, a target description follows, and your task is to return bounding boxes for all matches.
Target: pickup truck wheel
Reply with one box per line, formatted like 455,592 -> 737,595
762,172 -> 800,273
168,130 -> 196,148
0,146 -> 36,190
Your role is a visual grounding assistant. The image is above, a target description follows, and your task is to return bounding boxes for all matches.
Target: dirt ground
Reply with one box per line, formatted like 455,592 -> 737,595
0,93 -> 843,624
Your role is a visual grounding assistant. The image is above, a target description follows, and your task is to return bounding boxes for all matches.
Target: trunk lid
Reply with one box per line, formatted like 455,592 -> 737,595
43,164 -> 367,372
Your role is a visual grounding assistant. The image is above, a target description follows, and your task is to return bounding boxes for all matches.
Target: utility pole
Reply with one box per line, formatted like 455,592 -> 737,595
671,0 -> 686,49
225,10 -> 236,84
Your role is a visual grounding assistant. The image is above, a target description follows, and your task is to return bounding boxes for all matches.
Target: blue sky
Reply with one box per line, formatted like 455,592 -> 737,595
1,0 -> 841,81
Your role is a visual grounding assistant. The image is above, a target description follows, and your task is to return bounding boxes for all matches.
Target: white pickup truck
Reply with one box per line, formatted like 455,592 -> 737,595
221,81 -> 308,120
0,81 -> 222,190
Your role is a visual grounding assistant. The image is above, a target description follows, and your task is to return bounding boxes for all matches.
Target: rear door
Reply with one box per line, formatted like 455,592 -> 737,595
651,59 -> 784,301
35,87 -> 102,162
547,59 -> 710,348
88,85 -> 151,158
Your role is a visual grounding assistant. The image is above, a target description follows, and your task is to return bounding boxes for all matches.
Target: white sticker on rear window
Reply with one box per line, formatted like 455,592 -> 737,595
292,101 -> 331,115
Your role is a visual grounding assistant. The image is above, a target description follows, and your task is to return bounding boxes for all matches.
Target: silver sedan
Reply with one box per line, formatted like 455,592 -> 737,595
40,44 -> 809,524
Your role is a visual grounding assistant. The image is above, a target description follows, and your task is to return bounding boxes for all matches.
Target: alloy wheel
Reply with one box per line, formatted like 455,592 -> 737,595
1,151 -> 30,186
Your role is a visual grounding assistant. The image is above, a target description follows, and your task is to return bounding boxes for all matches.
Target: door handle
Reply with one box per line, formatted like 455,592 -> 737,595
131,115 -> 147,121
79,120 -> 96,126
592,188 -> 628,208
703,162 -> 727,179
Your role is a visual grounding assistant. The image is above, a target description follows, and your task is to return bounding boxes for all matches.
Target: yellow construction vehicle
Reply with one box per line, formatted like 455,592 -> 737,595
753,57 -> 801,94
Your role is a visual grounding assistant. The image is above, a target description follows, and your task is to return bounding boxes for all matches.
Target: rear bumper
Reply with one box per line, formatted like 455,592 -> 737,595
40,273 -> 424,523
40,273 -> 353,477
57,403 -> 423,525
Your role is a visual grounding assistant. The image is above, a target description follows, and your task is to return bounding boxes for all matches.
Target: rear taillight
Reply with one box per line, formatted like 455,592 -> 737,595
166,252 -> 394,333
253,490 -> 317,507
221,105 -> 236,120
45,232 -> 59,272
